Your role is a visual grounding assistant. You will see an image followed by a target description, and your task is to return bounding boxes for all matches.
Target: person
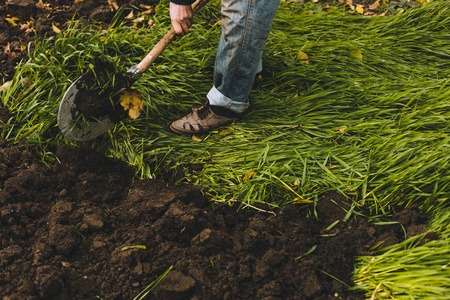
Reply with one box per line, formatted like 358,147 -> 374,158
168,0 -> 281,135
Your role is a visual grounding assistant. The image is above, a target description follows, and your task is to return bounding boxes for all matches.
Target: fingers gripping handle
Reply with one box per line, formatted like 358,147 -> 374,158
135,0 -> 210,73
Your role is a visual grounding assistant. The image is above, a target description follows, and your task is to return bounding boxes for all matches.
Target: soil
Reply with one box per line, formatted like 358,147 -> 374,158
0,1 -> 434,300
72,58 -> 129,122
0,0 -> 155,83
73,78 -> 112,120
0,115 -> 435,300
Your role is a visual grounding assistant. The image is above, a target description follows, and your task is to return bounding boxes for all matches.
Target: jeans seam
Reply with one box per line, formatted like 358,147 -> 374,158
231,0 -> 254,84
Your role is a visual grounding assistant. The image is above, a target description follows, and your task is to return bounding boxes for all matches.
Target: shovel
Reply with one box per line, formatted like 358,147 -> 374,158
58,0 -> 210,141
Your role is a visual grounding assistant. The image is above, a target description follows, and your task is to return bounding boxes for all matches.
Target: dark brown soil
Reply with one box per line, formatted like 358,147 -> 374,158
0,0 -> 155,83
72,57 -> 132,122
73,79 -> 112,119
0,116 -> 434,299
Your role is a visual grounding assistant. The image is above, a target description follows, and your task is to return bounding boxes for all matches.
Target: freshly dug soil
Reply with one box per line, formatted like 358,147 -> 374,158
73,79 -> 113,120
0,0 -> 156,83
0,120 -> 433,299
72,57 -> 132,122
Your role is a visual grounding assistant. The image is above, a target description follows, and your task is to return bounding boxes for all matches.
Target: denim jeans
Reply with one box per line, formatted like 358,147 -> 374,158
207,0 -> 281,114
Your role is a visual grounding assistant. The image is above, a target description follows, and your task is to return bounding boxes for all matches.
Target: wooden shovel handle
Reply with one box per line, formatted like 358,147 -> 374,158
136,0 -> 210,73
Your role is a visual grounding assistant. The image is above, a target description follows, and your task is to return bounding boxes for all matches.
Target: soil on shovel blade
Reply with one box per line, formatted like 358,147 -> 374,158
0,110 -> 434,299
72,58 -> 129,123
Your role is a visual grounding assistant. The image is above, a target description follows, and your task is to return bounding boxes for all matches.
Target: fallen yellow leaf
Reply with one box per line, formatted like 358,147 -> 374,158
350,49 -> 363,59
192,135 -> 202,143
369,0 -> 380,10
356,4 -> 365,14
243,171 -> 255,182
297,50 -> 309,64
108,0 -> 119,10
125,11 -> 134,19
132,16 -> 146,26
292,197 -> 313,204
119,89 -> 144,119
61,261 -> 71,267
5,17 -> 20,27
219,128 -> 233,135
142,8 -> 155,15
52,22 -> 61,34
0,81 -> 12,92
255,74 -> 263,85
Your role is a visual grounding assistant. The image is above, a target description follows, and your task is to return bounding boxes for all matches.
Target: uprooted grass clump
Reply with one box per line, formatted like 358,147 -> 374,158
0,0 -> 449,298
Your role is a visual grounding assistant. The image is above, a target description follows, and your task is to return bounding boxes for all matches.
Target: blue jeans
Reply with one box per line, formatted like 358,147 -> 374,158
207,0 -> 281,114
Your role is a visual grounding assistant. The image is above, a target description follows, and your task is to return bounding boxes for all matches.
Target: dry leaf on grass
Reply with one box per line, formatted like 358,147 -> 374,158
0,81 -> 12,92
119,89 -> 144,119
191,135 -> 202,142
125,11 -> 134,19
350,49 -> 363,59
108,0 -> 119,10
52,22 -> 61,34
369,1 -> 380,10
356,4 -> 365,14
297,50 -> 310,64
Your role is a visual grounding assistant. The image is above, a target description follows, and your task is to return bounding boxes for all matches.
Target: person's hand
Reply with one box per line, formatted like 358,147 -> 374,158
170,2 -> 193,36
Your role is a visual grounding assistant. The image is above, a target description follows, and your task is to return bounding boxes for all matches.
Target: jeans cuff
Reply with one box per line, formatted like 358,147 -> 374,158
207,86 -> 249,114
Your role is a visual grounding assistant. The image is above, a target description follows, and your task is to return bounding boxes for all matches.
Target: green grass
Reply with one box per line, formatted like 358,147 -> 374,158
1,0 -> 449,298
354,208 -> 450,299
133,266 -> 173,300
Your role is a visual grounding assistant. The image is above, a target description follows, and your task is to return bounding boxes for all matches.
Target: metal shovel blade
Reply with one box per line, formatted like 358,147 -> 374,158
57,73 -> 115,142
57,0 -> 210,142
